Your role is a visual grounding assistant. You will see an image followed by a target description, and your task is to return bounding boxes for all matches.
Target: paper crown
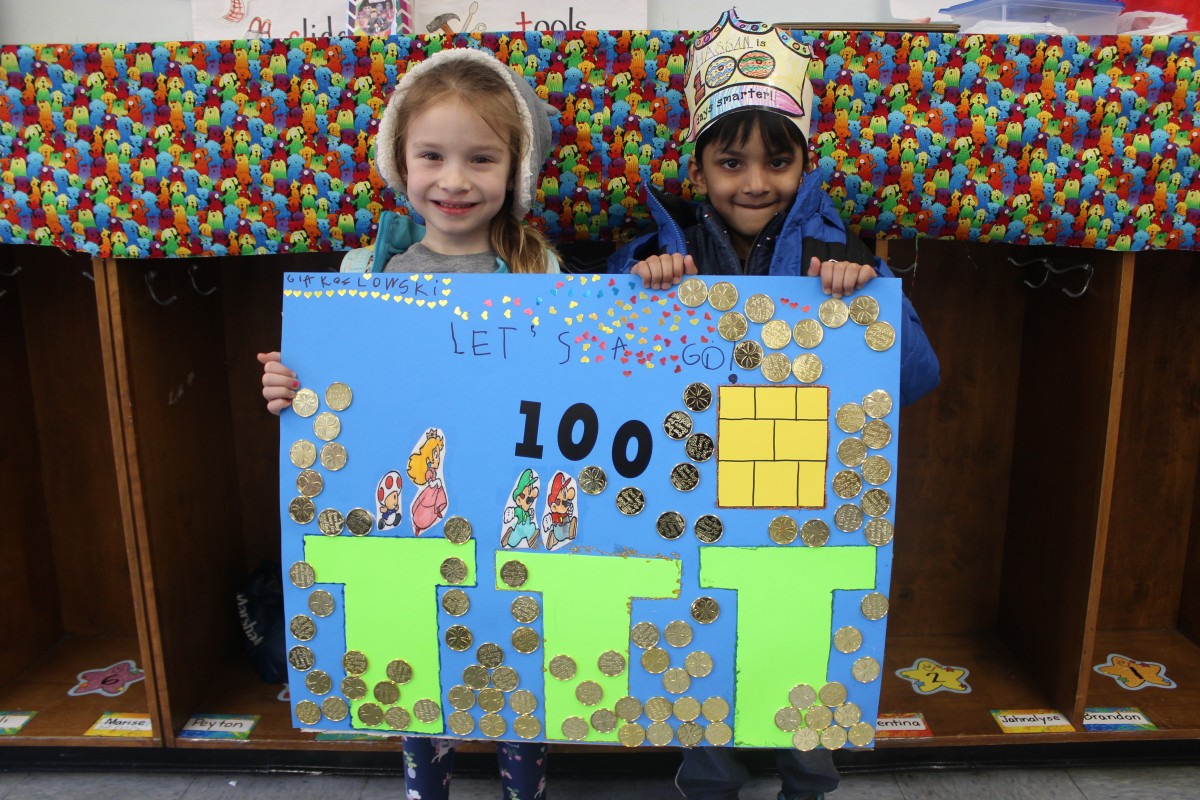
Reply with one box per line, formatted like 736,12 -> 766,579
684,9 -> 816,143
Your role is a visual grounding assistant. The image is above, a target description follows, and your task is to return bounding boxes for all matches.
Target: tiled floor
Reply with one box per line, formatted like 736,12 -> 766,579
0,765 -> 1197,800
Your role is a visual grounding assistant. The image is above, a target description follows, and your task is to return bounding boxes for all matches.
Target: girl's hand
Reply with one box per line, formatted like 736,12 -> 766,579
631,253 -> 697,290
808,257 -> 878,299
258,351 -> 298,415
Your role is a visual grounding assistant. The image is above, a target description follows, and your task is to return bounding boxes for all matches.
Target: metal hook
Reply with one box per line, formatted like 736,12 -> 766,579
188,263 -> 217,296
1011,256 -> 1093,298
0,263 -> 22,278
144,270 -> 178,306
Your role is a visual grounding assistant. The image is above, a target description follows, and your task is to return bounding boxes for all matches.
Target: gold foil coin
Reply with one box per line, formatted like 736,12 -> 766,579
685,433 -> 714,462
321,696 -> 348,722
792,353 -> 823,383
862,488 -> 891,517
291,388 -> 319,417
641,647 -> 670,674
288,646 -> 315,671
618,722 -> 646,747
511,596 -> 540,624
646,696 -> 673,722
818,298 -> 849,328
295,700 -> 321,725
445,625 -> 473,652
492,665 -> 519,692
775,706 -> 803,731
441,588 -> 470,617
690,597 -> 720,624
792,728 -> 820,751
683,382 -> 713,412
480,713 -> 507,738
343,650 -> 368,675
848,295 -> 880,325
834,626 -> 863,653
678,277 -> 709,308
862,456 -> 892,485
805,704 -> 833,730
632,622 -> 660,649
789,684 -> 816,708
863,389 -> 893,418
685,651 -> 714,678
819,681 -> 848,706
769,515 -> 799,544
561,716 -> 588,740
677,721 -> 704,747
761,319 -> 792,349
848,721 -> 875,746
317,508 -> 345,536
320,442 -> 347,471
673,696 -> 702,722
549,654 -> 577,680
289,561 -> 316,589
853,656 -> 882,683
615,695 -> 644,722
702,696 -> 730,722
800,519 -> 830,547
664,410 -> 694,440
385,707 -> 411,730
760,352 -> 792,383
663,667 -> 691,694
718,311 -> 748,342
448,685 -> 475,711
500,560 -> 528,587
590,708 -> 619,733
664,620 -> 694,647
862,419 -> 893,449
657,511 -> 686,540
821,725 -> 848,749
478,687 -> 505,713
476,643 -> 504,668
511,690 -> 538,714
705,721 -> 733,745
615,487 -> 645,516
346,508 -> 373,536
579,465 -> 607,495
793,318 -> 824,349
387,659 -> 413,684
598,650 -> 627,677
511,626 -> 540,654
514,714 -> 541,739
290,615 -> 316,641
837,438 -> 867,467
290,440 -> 317,469
864,518 -> 894,547
834,504 -> 864,532
412,699 -> 440,723
358,703 -> 383,727
576,680 -> 603,706
733,340 -> 764,370
671,463 -> 700,492
832,470 -> 863,500
341,675 -> 367,700
835,701 -> 863,727
835,403 -> 866,433
694,515 -> 723,544
646,720 -> 673,746
708,281 -> 738,311
443,516 -> 473,544
289,496 -> 316,525
305,670 -> 332,695
865,321 -> 895,351
325,382 -> 352,411
308,590 -> 335,617
463,664 -> 489,690
744,293 -> 775,323
313,411 -> 341,442
448,710 -> 475,736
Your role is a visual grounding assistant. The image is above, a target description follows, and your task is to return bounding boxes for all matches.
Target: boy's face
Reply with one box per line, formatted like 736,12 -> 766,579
691,128 -> 806,261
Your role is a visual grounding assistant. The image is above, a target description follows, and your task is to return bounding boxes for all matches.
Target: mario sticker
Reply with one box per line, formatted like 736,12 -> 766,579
502,468 -> 541,549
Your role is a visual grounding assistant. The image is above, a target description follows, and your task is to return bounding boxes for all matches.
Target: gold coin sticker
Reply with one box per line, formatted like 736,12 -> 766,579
514,714 -> 542,739
641,647 -> 670,674
820,725 -> 848,750
775,706 -> 803,731
861,592 -> 890,620
848,721 -> 875,747
549,654 -> 577,680
313,411 -> 341,442
834,504 -> 864,532
683,382 -> 713,412
678,277 -> 709,308
317,508 -> 345,536
690,597 -> 720,624
343,650 -> 368,675
694,515 -> 723,544
818,298 -> 849,329
499,560 -> 528,587
853,656 -> 882,683
308,589 -> 335,617
561,716 -> 588,741
702,696 -> 730,722
325,382 -> 353,411
733,340 -> 764,370
448,685 -> 475,711
305,671 -> 332,695
387,659 -> 413,684
295,700 -> 321,725
287,646 -> 315,671
346,507 -> 373,536
862,455 -> 892,485
445,625 -> 473,652
374,681 -> 400,706
646,720 -> 674,746
412,699 -> 441,723
578,465 -> 607,495
290,615 -> 316,641
291,388 -> 319,417
861,488 -> 891,517
705,721 -> 733,746
761,319 -> 792,350
646,696 -> 673,722
448,710 -> 475,736
615,695 -> 644,722
478,687 -> 505,713
684,651 -> 714,678
663,667 -> 691,694
493,665 -> 520,692
441,588 -> 470,617
862,419 -> 893,449
295,465 -> 324,496
863,389 -> 893,418
848,295 -> 880,325
708,281 -> 738,311
615,487 -> 645,516
834,626 -> 863,654
761,352 -> 792,383
800,519 -> 830,547
477,643 -> 504,669
463,665 -> 489,690
289,496 -> 316,525
289,561 -> 316,589
864,518 -> 894,547
576,680 -> 604,706
677,721 -> 704,747
789,684 -> 816,708
664,620 -> 694,647
321,696 -> 348,722
837,438 -> 867,467
832,470 -> 863,500
835,403 -> 866,433
598,650 -> 627,677
511,690 -> 538,715
590,708 -> 619,733
864,320 -> 896,351
793,318 -> 824,349
685,433 -> 714,463
443,516 -> 473,544
290,440 -> 317,469
385,707 -> 411,730
480,713 -> 507,738
673,696 -> 702,722
631,621 -> 660,649
792,353 -> 823,383
440,557 -> 468,585
656,511 -> 685,540
792,728 -> 820,751
744,293 -> 775,323
835,701 -> 863,727
805,704 -> 833,730
671,463 -> 700,492
511,595 -> 540,624
718,311 -> 749,342
663,410 -> 694,440
618,722 -> 646,747
511,626 -> 540,654
762,516 -> 796,546
320,442 -> 348,471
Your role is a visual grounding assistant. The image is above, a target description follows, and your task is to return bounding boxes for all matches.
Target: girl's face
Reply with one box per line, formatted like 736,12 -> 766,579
403,98 -> 514,255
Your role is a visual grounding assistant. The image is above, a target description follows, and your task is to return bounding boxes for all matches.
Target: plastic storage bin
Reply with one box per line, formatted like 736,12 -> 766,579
939,0 -> 1124,32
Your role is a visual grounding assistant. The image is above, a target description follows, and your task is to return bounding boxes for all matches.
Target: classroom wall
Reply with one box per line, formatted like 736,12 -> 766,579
0,0 -> 897,44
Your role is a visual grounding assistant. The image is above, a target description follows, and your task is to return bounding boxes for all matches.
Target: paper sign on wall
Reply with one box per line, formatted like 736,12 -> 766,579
192,1 -> 361,39
411,0 -> 645,35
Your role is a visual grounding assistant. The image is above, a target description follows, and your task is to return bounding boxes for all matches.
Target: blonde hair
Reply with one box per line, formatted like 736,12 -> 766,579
389,59 -> 554,274
407,431 -> 444,485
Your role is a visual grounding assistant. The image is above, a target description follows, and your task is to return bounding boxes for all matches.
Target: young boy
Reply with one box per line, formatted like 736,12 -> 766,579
611,10 -> 940,799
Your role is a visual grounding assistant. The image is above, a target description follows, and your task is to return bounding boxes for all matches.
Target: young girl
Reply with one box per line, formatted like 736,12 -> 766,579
260,46 -> 558,799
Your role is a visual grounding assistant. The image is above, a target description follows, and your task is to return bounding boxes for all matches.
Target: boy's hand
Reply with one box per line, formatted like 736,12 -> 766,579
258,351 -> 298,415
808,257 -> 878,299
632,253 -> 697,290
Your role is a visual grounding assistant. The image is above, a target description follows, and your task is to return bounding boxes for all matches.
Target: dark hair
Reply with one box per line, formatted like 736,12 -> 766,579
694,110 -> 809,171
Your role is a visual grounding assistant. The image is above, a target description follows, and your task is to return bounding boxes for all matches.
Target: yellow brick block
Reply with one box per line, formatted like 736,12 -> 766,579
796,386 -> 829,420
798,461 -> 826,507
754,461 -> 799,506
775,420 -> 828,461
718,460 -> 755,506
718,419 -> 775,461
755,386 -> 797,419
718,386 -> 756,419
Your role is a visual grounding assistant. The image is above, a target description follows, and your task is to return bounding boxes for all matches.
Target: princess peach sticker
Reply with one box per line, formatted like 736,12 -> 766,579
407,429 -> 448,536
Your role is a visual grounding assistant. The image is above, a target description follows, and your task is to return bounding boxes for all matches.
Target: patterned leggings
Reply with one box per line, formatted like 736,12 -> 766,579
402,737 -> 548,800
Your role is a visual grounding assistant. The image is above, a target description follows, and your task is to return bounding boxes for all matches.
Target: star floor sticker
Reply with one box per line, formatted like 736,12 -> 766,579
67,659 -> 145,697
895,658 -> 972,695
1093,653 -> 1176,691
